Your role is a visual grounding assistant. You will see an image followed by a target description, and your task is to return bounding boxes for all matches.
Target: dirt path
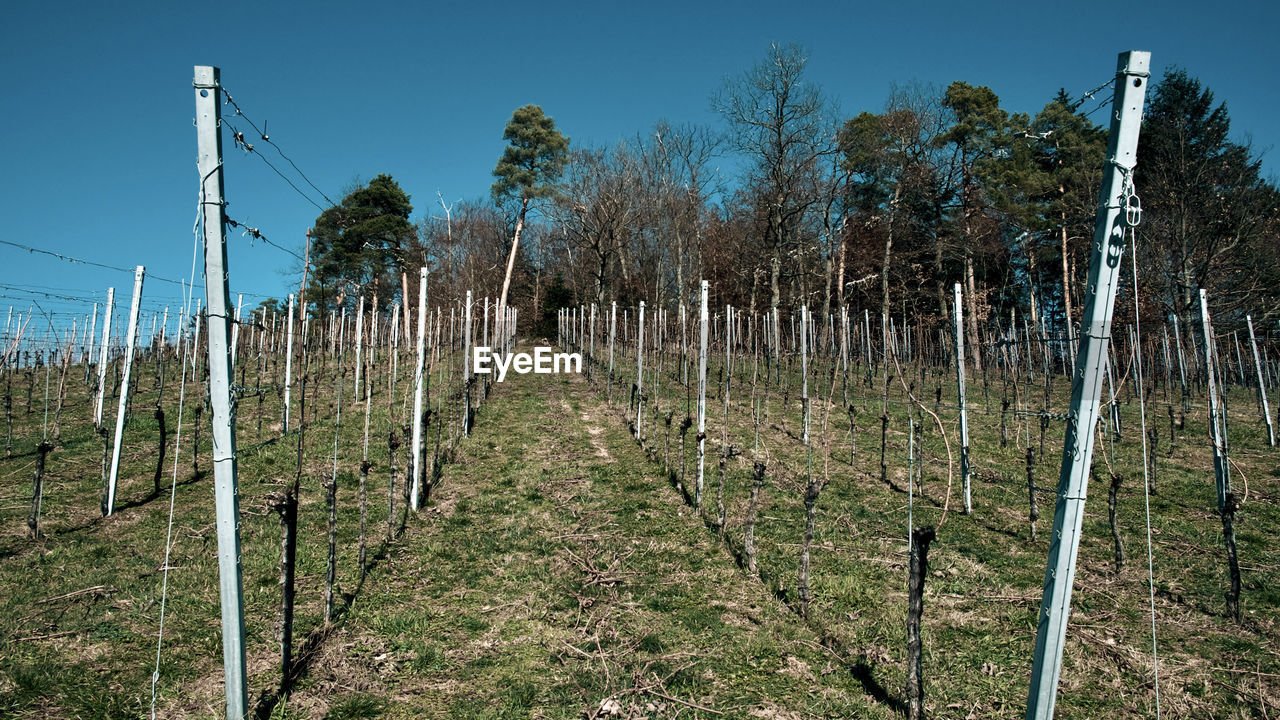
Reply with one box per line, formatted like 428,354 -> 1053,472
278,369 -> 888,719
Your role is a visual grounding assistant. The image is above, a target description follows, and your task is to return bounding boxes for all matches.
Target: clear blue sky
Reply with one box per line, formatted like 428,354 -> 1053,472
2,0 -> 1277,332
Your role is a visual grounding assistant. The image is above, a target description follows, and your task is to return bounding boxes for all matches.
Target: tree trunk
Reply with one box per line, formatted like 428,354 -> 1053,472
797,478 -> 821,620
388,430 -> 400,541
907,526 -> 936,720
675,228 -> 685,311
497,197 -> 530,320
1108,473 -> 1124,574
744,461 -> 765,575
29,441 -> 52,538
324,472 -> 338,624
1027,234 -> 1039,334
934,232 -> 948,326
770,252 -> 782,315
882,185 -> 901,330
275,488 -> 298,696
152,407 -> 167,496
1060,207 -> 1074,336
1026,447 -> 1038,540
964,249 -> 982,373
1222,493 -> 1242,623
834,218 -> 847,316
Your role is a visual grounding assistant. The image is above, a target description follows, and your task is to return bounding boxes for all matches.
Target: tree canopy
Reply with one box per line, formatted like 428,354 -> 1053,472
1137,68 -> 1280,321
491,104 -> 571,316
294,52 -> 1280,338
491,105 -> 570,205
308,173 -> 417,313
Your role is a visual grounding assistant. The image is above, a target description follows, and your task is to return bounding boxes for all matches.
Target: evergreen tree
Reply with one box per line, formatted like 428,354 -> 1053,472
941,81 -> 1010,366
981,94 -> 1106,334
1138,69 -> 1280,323
492,105 -> 570,320
308,174 -> 417,314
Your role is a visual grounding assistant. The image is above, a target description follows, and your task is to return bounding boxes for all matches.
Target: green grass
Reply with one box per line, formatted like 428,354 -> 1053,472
0,337 -> 1276,719
601,337 -> 1280,719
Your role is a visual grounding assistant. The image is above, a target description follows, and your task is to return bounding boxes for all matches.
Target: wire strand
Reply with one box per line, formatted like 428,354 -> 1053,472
224,214 -> 307,263
150,327 -> 192,718
219,86 -> 336,208
220,86 -> 336,207
1130,228 -> 1162,719
0,239 -> 188,287
223,118 -> 328,214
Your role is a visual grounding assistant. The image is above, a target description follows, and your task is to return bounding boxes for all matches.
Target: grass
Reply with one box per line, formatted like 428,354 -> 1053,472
601,333 -> 1280,719
0,329 -> 1276,719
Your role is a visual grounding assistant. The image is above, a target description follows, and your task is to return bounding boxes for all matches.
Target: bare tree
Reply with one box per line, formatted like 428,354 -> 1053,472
713,43 -> 838,313
646,121 -> 723,309
554,145 -> 643,306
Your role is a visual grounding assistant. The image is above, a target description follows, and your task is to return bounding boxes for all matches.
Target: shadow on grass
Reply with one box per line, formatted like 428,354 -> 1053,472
251,411 -> 469,719
0,471 -> 206,562
602,378 -> 913,718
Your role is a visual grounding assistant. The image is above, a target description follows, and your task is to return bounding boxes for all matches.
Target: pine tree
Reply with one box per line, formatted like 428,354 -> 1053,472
492,105 -> 570,320
309,174 -> 416,314
1138,69 -> 1280,322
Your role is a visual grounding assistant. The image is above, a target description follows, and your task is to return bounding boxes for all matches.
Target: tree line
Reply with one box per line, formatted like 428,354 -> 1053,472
281,43 -> 1280,341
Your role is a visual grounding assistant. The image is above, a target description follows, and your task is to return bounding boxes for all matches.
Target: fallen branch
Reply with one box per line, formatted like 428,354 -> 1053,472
643,687 -> 722,715
38,585 -> 109,605
15,630 -> 76,642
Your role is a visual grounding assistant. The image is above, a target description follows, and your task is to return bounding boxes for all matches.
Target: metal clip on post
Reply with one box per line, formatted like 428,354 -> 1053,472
1124,194 -> 1142,227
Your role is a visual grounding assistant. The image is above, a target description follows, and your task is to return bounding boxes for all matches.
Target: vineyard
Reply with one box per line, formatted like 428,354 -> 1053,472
2,54 -> 1280,720
2,262 -> 1278,719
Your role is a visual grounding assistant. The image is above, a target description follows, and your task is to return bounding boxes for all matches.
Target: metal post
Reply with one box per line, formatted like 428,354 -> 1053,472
1200,289 -> 1230,509
194,65 -> 248,720
607,301 -> 616,401
94,288 -> 115,428
1247,315 -> 1275,446
1027,50 -> 1149,720
106,267 -> 144,515
410,268 -> 428,509
696,281 -> 709,509
230,293 -> 243,369
1232,331 -> 1245,387
193,299 -> 203,380
636,301 -> 645,439
953,283 -> 971,515
354,294 -> 364,402
283,293 -> 295,433
801,305 -> 809,445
